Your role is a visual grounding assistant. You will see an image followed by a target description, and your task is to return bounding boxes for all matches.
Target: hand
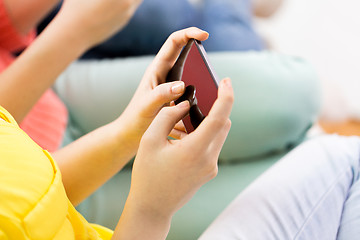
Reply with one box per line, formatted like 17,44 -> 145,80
54,0 -> 143,48
113,77 -> 233,239
127,77 -> 233,221
113,27 -> 209,156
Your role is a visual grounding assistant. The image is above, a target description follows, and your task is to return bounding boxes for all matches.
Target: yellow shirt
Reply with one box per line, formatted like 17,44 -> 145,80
0,106 -> 113,239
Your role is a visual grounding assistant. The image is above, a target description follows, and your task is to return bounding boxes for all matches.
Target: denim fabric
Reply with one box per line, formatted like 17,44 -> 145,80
200,135 -> 360,240
83,0 -> 199,58
201,0 -> 264,51
81,0 -> 264,58
39,0 -> 264,58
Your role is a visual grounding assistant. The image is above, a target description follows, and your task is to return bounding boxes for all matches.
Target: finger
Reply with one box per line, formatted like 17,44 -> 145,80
191,78 -> 234,147
207,78 -> 234,121
174,120 -> 186,132
169,128 -> 188,140
144,101 -> 190,140
150,27 -> 209,83
169,120 -> 188,139
141,81 -> 185,117
209,119 -> 232,154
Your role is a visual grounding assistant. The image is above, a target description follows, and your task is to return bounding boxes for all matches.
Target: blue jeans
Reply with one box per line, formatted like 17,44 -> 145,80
201,0 -> 264,52
40,0 -> 264,58
199,135 -> 360,239
81,0 -> 264,58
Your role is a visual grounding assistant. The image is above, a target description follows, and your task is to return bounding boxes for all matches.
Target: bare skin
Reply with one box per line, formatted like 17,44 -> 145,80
0,0 -> 142,122
0,1 -> 234,238
252,0 -> 284,18
113,31 -> 234,239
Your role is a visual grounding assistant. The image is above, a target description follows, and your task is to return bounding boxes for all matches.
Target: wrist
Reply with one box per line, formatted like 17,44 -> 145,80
111,114 -> 145,157
113,194 -> 172,240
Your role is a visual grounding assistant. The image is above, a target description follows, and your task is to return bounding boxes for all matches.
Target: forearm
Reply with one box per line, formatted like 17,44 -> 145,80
53,119 -> 139,206
0,0 -> 141,122
0,12 -> 88,121
3,0 -> 60,35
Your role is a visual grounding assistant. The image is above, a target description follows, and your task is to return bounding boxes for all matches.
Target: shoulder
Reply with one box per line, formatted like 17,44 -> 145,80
0,106 -> 70,239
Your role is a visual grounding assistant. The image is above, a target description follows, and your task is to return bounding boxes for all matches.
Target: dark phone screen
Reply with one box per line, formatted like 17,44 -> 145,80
181,41 -> 219,132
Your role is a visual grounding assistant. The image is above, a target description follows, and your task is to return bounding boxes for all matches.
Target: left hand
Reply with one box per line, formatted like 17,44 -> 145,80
113,27 -> 209,156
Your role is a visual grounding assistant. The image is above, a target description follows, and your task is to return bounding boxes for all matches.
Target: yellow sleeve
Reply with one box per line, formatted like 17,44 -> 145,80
91,224 -> 114,240
0,105 -> 114,240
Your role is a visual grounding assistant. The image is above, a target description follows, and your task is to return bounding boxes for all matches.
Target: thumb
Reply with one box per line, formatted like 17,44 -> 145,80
143,81 -> 185,117
144,101 -> 190,141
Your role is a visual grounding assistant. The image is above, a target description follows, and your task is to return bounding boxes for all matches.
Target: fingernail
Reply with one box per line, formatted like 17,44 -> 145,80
223,78 -> 232,88
171,82 -> 185,94
178,100 -> 189,108
200,30 -> 209,37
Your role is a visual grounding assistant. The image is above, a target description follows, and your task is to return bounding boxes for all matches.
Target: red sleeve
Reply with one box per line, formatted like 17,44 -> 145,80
0,48 -> 13,72
0,0 -> 35,52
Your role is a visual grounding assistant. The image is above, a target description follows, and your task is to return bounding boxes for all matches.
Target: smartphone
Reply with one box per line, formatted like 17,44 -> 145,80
166,39 -> 219,133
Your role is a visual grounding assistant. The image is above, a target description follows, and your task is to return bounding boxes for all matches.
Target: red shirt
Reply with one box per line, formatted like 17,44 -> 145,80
0,0 -> 68,151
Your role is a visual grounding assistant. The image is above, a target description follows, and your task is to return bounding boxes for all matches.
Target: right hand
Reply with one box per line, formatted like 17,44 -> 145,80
55,0 -> 143,48
126,77 -> 234,222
